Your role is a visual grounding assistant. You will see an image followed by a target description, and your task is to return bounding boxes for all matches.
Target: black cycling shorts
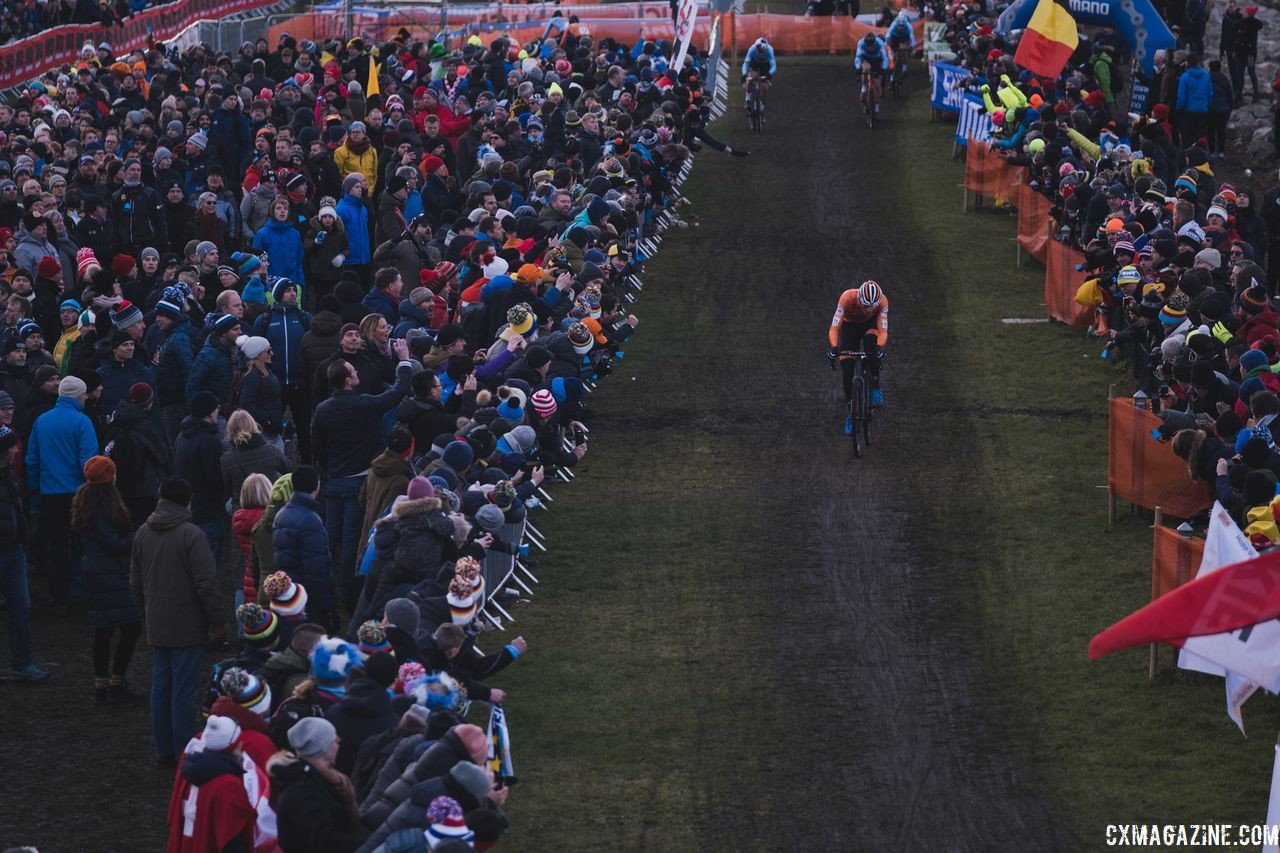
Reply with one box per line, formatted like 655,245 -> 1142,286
838,319 -> 879,352
748,59 -> 772,78
860,57 -> 884,74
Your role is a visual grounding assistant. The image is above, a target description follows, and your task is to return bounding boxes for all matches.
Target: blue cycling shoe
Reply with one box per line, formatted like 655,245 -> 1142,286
844,415 -> 854,436
871,389 -> 884,407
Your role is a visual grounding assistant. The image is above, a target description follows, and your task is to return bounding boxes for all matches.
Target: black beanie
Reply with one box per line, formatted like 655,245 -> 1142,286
160,478 -> 193,506
1245,469 -> 1278,506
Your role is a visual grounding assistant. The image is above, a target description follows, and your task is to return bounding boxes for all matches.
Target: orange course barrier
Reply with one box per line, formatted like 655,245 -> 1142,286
963,144 -> 1015,203
1108,397 -> 1215,519
1014,176 -> 1051,264
1043,238 -> 1092,327
272,11 -> 917,55
1151,524 -> 1204,600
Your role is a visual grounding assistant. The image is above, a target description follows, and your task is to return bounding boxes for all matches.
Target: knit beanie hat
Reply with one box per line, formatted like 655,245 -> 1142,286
474,503 -> 504,532
442,440 -> 474,471
271,277 -> 297,303
237,602 -> 279,649
236,335 -> 271,360
203,716 -> 241,752
384,597 -> 420,637
426,797 -> 473,848
111,300 -> 143,329
494,398 -> 523,423
567,321 -> 593,354
410,286 -> 433,306
506,302 -> 534,335
287,716 -> 336,758
111,253 -> 136,278
57,376 -> 87,398
487,480 -> 516,511
1241,348 -> 1270,374
310,637 -> 362,696
76,247 -> 100,280
406,476 -> 435,500
356,620 -> 391,657
219,666 -> 272,715
82,455 -> 116,485
263,571 -> 308,618
530,388 -> 557,419
1243,285 -> 1270,315
209,312 -> 241,336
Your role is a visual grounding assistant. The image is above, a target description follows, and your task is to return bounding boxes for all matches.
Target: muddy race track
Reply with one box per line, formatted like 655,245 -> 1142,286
0,59 -> 1074,852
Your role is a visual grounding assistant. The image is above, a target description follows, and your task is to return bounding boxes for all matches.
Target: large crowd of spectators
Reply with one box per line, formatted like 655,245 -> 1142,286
0,13 -> 723,850
933,1 -> 1280,542
0,0 -> 163,46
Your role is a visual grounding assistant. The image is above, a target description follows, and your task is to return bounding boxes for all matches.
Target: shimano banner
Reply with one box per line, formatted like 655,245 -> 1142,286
930,61 -> 972,114
996,0 -> 1174,76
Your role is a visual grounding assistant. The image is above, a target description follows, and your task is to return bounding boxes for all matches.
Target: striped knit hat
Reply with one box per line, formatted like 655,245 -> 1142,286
426,797 -> 473,848
530,388 -> 557,419
219,666 -> 272,716
262,571 -> 308,618
237,602 -> 279,649
75,247 -> 100,280
356,620 -> 391,657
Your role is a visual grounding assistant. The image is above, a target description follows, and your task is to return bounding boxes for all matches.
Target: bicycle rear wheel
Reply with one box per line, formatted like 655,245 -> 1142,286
850,374 -> 866,457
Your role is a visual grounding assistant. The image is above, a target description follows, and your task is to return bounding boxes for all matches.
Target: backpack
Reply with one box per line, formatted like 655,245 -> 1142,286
269,693 -> 327,749
200,656 -> 240,716
1110,63 -> 1125,94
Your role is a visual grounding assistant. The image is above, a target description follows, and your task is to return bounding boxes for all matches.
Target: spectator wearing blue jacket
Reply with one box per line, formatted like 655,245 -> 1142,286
26,375 -> 98,609
253,279 -> 313,462
361,268 -> 402,326
186,312 -> 242,415
271,465 -> 335,630
1177,54 -> 1213,145
337,174 -> 371,287
253,197 -> 306,287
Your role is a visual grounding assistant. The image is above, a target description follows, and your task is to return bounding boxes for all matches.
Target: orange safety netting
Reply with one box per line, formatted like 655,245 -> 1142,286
962,144 -> 1015,203
1151,524 -> 1204,600
1108,397 -> 1215,519
1043,238 -> 1092,327
1014,175 -> 1051,264
270,11 -> 919,55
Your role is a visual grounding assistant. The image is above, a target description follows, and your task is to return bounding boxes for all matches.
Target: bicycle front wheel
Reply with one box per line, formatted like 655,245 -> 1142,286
850,375 -> 866,456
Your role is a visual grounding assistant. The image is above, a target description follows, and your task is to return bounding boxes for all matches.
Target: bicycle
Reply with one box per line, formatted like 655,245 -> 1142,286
890,46 -> 909,99
860,67 -> 880,128
745,72 -> 768,132
830,349 -> 878,456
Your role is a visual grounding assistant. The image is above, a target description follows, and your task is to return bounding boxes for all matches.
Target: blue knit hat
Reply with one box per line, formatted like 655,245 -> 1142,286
1241,349 -> 1270,375
550,375 -> 585,405
442,440 -> 474,471
241,275 -> 266,305
310,637 -> 362,698
207,312 -> 241,336
271,277 -> 297,303
58,298 -> 81,313
494,398 -> 523,423
235,251 -> 262,276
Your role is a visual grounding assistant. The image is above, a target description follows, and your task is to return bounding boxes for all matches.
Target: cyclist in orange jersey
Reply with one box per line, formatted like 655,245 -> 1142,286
827,280 -> 888,434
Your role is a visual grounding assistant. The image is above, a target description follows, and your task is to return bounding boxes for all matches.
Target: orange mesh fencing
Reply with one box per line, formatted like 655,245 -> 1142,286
1151,524 -> 1204,600
1014,176 -> 1051,264
963,144 -> 1015,203
1043,238 -> 1092,327
270,11 -> 920,55
1108,397 -> 1215,518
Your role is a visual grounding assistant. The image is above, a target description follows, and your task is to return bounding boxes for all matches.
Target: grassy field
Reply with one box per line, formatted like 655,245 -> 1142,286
498,60 -> 1280,849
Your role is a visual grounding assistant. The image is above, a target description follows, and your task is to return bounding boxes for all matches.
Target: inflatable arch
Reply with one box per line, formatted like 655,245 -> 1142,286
996,0 -> 1175,77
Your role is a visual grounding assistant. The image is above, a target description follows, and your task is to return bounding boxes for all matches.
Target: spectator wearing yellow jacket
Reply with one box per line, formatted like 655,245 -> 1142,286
334,122 -> 379,187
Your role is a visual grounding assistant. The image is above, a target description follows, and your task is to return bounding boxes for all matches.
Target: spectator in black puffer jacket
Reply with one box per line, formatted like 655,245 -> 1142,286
270,718 -> 370,853
271,465 -> 335,630
364,480 -> 454,618
173,391 -> 227,570
325,652 -> 400,776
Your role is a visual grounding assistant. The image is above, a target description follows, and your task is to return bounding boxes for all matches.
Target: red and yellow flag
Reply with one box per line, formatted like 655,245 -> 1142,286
1013,0 -> 1079,79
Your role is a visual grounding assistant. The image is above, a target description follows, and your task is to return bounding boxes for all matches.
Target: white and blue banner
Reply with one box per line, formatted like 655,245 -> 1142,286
955,93 -> 993,147
930,60 -> 971,114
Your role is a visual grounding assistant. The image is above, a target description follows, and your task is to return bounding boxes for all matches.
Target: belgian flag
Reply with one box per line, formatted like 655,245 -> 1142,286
1013,0 -> 1079,79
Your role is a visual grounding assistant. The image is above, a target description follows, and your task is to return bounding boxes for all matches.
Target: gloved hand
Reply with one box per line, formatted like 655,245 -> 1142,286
315,230 -> 326,244
1211,321 -> 1232,343
331,253 -> 345,268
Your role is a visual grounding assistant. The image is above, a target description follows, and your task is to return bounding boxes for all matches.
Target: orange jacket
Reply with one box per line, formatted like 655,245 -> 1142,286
829,289 -> 889,348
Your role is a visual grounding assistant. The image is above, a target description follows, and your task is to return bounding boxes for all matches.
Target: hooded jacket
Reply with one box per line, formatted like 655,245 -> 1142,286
130,498 -> 221,647
366,496 -> 453,614
156,316 -> 198,406
394,394 -> 458,453
26,395 -> 98,495
269,753 -> 370,853
173,416 -> 225,521
357,449 -> 412,554
253,302 -> 311,386
253,218 -> 306,285
187,333 -> 236,408
337,193 -> 372,265
107,398 -> 169,501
